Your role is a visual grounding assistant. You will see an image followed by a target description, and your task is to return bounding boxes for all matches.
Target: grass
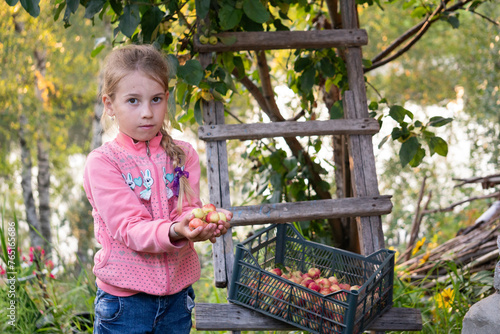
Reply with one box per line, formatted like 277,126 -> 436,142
1,200 -> 495,333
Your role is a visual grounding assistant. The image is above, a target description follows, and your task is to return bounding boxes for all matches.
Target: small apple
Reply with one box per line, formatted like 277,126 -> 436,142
218,212 -> 227,222
308,267 -> 321,279
329,284 -> 341,292
301,273 -> 312,280
269,268 -> 282,276
320,288 -> 331,295
188,218 -> 206,231
350,285 -> 361,291
300,278 -> 314,288
316,277 -> 331,289
199,35 -> 209,44
191,208 -> 205,219
339,283 -> 351,291
289,277 -> 302,285
209,36 -> 218,45
205,211 -> 220,223
308,282 -> 320,292
328,276 -> 339,285
281,273 -> 290,280
202,203 -> 216,213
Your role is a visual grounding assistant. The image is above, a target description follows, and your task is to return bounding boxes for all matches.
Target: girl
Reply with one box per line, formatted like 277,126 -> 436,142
83,44 -> 232,333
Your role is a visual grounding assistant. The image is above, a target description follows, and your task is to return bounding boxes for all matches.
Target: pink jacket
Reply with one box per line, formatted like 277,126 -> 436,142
83,132 -> 202,296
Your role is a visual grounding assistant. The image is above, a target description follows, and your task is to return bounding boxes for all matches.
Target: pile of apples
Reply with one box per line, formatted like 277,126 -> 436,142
268,266 -> 361,296
188,203 -> 228,230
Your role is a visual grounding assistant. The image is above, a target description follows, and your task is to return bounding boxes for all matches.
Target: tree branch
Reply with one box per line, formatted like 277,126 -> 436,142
365,0 -> 478,72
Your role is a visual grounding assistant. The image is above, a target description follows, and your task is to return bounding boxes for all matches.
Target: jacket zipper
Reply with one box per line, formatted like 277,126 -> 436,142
146,140 -> 170,292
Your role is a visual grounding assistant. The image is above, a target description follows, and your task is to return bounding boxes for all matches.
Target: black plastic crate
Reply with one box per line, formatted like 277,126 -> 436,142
228,223 -> 395,334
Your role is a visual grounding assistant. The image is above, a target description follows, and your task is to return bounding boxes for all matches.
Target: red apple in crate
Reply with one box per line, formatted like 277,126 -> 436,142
316,277 -> 331,289
269,268 -> 282,276
301,278 -> 314,288
350,285 -> 361,291
289,277 -> 302,285
339,283 -> 351,291
205,211 -> 220,223
320,288 -> 331,295
202,203 -> 216,213
328,276 -> 339,285
301,273 -> 312,280
291,270 -> 303,278
329,284 -> 341,292
308,267 -> 321,279
308,282 -> 321,292
282,273 -> 291,280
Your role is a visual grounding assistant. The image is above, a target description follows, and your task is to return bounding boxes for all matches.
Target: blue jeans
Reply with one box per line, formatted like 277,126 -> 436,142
93,286 -> 195,334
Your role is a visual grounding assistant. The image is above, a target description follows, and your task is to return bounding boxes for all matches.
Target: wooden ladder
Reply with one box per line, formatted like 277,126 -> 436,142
194,1 -> 422,332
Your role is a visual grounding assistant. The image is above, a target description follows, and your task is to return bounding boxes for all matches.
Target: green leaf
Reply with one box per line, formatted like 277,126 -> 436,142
233,56 -> 245,79
66,0 -> 78,13
84,0 -> 106,19
166,54 -> 179,79
389,105 -> 409,123
399,136 -> 419,167
429,136 -> 448,156
300,67 -> 315,93
368,101 -> 378,110
91,44 -> 105,58
218,35 -> 238,46
220,5 -> 242,30
319,58 -> 335,77
243,0 -> 270,24
119,4 -> 141,38
108,0 -> 123,14
194,99 -> 203,125
329,100 -> 343,119
141,7 -> 165,43
409,147 -> 425,167
195,0 -> 210,19
20,0 -> 40,17
446,16 -> 460,29
427,116 -> 453,127
410,6 -> 427,18
294,57 -> 312,72
378,135 -> 390,149
177,60 -> 203,86
5,0 -> 18,5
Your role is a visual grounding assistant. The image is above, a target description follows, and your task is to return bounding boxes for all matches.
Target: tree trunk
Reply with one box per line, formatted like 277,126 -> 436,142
19,114 -> 44,249
33,48 -> 52,255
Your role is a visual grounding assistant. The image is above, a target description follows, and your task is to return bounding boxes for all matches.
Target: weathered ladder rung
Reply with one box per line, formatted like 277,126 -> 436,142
229,196 -> 392,227
193,29 -> 368,52
199,118 -> 379,142
195,303 -> 423,331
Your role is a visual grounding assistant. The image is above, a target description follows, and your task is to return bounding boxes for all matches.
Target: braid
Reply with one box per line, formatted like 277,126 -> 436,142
160,128 -> 196,213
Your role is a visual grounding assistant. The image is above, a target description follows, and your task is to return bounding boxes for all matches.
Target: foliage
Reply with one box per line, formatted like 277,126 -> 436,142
391,260 -> 494,333
0,200 -> 96,333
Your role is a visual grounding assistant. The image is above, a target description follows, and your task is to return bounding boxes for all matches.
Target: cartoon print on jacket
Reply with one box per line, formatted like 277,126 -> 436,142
162,167 -> 174,199
122,172 -> 135,190
140,169 -> 154,200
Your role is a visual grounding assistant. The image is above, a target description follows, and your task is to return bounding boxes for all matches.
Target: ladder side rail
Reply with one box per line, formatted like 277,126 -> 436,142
199,52 -> 229,288
215,101 -> 235,290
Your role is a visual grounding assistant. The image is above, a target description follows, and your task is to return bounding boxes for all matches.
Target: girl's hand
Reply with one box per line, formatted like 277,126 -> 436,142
171,212 -> 230,244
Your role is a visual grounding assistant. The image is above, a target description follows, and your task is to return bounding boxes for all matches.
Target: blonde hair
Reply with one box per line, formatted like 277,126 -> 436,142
100,44 -> 195,213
